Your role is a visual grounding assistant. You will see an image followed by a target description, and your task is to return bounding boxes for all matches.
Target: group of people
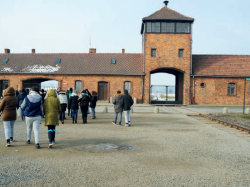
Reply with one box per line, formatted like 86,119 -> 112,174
0,86 -> 133,149
0,87 -> 98,149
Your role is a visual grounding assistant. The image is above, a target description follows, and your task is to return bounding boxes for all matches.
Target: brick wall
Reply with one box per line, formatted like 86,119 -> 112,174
191,77 -> 250,105
0,74 -> 143,102
143,33 -> 192,104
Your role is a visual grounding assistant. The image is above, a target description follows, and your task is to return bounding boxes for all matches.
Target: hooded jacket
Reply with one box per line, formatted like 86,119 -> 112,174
58,91 -> 68,112
21,91 -> 43,117
68,90 -> 79,110
113,93 -> 124,113
43,89 -> 61,126
123,90 -> 134,111
79,91 -> 90,107
0,87 -> 18,121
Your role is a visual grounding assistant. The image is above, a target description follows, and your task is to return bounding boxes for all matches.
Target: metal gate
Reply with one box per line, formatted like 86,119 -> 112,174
150,85 -> 183,105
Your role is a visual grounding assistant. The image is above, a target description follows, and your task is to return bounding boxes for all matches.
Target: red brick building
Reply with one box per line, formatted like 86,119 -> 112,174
0,1 -> 249,105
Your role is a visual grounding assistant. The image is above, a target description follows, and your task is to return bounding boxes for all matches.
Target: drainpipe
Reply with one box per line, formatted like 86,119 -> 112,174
142,23 -> 145,103
190,23 -> 193,105
193,75 -> 195,105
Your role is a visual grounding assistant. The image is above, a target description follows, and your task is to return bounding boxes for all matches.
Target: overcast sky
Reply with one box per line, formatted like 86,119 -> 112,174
1,0 -> 249,86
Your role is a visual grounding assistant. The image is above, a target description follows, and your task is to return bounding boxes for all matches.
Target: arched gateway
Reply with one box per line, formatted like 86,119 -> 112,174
150,68 -> 184,104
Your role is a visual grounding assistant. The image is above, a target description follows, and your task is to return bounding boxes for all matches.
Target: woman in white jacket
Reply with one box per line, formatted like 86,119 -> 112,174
58,91 -> 68,124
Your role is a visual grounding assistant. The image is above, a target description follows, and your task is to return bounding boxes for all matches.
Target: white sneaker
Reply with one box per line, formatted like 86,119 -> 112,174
6,142 -> 11,147
48,144 -> 53,149
52,140 -> 55,145
125,123 -> 129,127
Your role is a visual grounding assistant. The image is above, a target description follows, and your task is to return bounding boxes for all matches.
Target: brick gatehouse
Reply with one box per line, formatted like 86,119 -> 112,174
0,1 -> 250,105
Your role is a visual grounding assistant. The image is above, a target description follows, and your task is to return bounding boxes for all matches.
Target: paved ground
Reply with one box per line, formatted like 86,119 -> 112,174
1,106 -> 250,186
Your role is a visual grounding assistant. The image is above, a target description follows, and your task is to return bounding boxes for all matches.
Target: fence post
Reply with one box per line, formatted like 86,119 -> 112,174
154,106 -> 159,113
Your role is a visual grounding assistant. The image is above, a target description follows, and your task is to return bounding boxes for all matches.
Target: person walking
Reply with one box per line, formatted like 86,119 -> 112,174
123,90 -> 134,127
21,87 -> 43,149
58,90 -> 67,124
90,91 -> 98,119
43,89 -> 61,148
112,90 -> 124,126
0,87 -> 18,147
18,88 -> 27,121
68,90 -> 79,124
67,88 -> 73,116
79,89 -> 90,124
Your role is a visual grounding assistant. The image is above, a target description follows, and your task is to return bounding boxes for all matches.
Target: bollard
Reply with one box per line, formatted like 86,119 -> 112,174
131,107 -> 133,113
154,106 -> 159,113
134,98 -> 137,104
246,108 -> 250,114
103,106 -> 108,113
223,107 -> 228,114
110,97 -> 113,103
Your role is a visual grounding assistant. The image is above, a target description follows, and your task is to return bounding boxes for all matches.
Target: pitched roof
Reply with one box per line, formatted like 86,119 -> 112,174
0,53 -> 143,75
192,55 -> 250,77
143,6 -> 194,22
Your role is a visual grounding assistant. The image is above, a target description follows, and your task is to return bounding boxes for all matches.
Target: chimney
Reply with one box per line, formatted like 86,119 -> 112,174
4,48 -> 10,54
122,49 -> 125,54
164,1 -> 169,7
89,48 -> 96,53
32,49 -> 35,54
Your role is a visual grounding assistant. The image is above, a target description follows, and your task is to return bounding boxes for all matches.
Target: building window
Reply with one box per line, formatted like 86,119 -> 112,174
228,83 -> 235,95
176,23 -> 190,33
111,59 -> 116,64
147,22 -> 151,32
161,22 -> 166,32
151,49 -> 156,57
75,80 -> 82,93
179,49 -> 184,57
124,81 -> 131,93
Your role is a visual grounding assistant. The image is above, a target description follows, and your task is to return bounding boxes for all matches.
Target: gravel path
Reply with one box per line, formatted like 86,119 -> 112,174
1,111 -> 250,186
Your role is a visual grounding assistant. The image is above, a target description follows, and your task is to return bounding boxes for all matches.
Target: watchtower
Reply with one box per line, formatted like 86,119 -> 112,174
141,1 -> 194,104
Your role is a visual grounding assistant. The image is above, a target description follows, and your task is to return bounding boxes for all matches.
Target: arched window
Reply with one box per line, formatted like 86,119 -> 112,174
228,83 -> 235,95
124,81 -> 131,93
75,80 -> 82,93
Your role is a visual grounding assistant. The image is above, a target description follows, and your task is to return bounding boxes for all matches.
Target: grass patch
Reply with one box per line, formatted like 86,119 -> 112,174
235,114 -> 250,119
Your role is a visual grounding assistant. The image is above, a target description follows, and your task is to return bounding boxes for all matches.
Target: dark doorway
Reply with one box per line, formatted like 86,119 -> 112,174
98,82 -> 108,100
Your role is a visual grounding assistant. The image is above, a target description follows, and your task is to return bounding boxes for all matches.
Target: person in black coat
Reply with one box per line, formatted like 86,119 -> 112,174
123,90 -> 134,126
79,89 -> 91,124
17,89 -> 27,121
68,90 -> 79,124
90,91 -> 98,119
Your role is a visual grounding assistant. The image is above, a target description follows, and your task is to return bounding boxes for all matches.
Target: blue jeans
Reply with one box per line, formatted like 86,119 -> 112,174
71,109 -> 78,117
91,108 -> 96,118
114,112 -> 122,124
21,108 -> 24,117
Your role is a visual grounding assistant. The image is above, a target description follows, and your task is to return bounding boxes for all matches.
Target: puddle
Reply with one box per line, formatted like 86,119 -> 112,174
80,143 -> 140,151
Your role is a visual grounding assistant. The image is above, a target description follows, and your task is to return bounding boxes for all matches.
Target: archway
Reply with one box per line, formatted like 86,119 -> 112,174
150,68 -> 184,104
22,78 -> 58,92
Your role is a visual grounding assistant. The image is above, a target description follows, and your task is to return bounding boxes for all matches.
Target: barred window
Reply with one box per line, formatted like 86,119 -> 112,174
124,82 -> 131,93
228,83 -> 235,95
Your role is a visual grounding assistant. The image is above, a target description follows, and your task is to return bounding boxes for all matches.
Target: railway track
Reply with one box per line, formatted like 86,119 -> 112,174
188,113 -> 250,139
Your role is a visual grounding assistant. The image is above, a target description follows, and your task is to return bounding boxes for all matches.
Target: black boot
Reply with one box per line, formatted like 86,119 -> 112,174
72,116 -> 75,124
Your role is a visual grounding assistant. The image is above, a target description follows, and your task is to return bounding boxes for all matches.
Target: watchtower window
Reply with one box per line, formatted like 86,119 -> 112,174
147,22 -> 152,32
151,49 -> 156,57
161,22 -> 167,32
2,59 -> 9,64
179,49 -> 184,57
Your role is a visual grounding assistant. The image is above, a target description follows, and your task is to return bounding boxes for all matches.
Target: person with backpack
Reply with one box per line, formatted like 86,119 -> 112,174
90,91 -> 98,119
123,90 -> 134,127
0,87 -> 18,147
68,90 -> 79,123
21,87 -> 43,149
43,89 -> 61,148
112,90 -> 124,126
58,90 -> 67,124
79,89 -> 91,124
18,88 -> 27,121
